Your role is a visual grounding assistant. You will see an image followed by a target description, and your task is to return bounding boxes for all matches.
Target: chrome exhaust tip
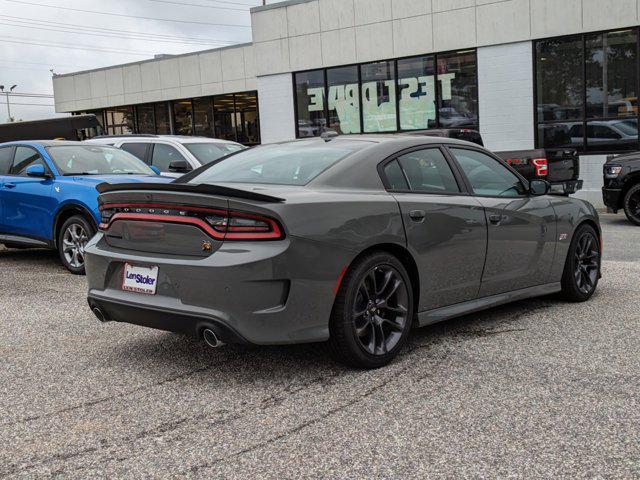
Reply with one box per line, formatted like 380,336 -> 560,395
203,328 -> 225,348
92,306 -> 109,323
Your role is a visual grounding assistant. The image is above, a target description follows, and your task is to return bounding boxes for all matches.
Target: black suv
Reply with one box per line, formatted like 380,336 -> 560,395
603,152 -> 640,225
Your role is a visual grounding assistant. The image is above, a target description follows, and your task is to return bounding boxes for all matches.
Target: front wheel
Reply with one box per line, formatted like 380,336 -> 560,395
328,252 -> 414,369
623,183 -> 640,226
560,224 -> 601,302
58,215 -> 95,275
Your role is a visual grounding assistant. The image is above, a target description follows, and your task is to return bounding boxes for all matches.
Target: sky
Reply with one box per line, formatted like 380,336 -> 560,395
0,0 -> 267,123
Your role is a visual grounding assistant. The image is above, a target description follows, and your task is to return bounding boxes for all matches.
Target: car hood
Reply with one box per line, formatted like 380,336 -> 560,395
65,174 -> 173,186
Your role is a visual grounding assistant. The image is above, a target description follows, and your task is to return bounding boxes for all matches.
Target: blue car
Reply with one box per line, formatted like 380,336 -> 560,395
0,141 -> 172,274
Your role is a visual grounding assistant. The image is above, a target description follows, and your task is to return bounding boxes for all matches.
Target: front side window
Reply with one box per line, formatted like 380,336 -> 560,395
397,148 -> 460,193
187,141 -> 363,186
536,28 -> 640,152
451,148 -> 525,198
151,144 -> 188,172
10,147 -> 46,176
0,146 -> 13,174
295,70 -> 326,138
47,146 -> 155,176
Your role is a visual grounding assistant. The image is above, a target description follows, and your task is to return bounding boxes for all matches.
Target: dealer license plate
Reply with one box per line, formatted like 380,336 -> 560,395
122,263 -> 159,295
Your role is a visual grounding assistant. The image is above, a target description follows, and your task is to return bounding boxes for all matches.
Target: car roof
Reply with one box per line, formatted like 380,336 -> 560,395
0,140 -> 107,148
86,135 -> 240,145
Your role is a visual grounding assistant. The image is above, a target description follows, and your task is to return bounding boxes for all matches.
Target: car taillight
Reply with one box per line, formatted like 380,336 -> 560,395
99,203 -> 283,241
532,158 -> 548,177
204,211 -> 282,240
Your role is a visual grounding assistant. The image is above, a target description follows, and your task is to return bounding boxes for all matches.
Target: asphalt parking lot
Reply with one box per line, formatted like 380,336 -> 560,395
0,214 -> 638,478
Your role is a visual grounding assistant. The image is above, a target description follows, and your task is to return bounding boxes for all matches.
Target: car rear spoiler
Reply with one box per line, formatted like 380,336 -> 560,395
96,182 -> 285,203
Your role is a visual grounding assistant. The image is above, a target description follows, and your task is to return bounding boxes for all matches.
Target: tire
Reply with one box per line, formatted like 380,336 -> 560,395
328,251 -> 414,369
560,224 -> 601,302
57,215 -> 95,275
622,183 -> 640,226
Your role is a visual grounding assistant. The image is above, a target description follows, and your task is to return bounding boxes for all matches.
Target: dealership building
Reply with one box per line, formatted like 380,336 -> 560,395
52,0 -> 640,206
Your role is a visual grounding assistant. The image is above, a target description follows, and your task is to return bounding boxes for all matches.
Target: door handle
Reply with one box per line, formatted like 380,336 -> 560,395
4,182 -> 16,189
409,210 -> 426,222
488,214 -> 505,225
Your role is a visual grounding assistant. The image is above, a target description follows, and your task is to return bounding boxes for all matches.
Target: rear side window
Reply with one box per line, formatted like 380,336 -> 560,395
151,143 -> 188,172
395,148 -> 460,193
10,147 -> 46,176
383,160 -> 409,190
0,147 -> 13,174
120,143 -> 149,162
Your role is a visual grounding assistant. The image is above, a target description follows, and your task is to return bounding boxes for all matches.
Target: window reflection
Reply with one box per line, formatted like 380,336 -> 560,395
397,56 -> 436,130
136,104 -> 155,134
361,61 -> 397,133
213,94 -> 236,141
193,97 -> 213,137
104,106 -> 134,135
295,70 -> 326,137
437,51 -> 478,128
327,66 -> 361,134
155,103 -> 170,134
173,100 -> 193,135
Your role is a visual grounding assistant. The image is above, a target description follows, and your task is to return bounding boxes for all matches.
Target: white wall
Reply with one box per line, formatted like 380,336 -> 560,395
251,0 -> 640,76
53,44 -> 257,113
478,42 -> 534,152
257,73 -> 296,143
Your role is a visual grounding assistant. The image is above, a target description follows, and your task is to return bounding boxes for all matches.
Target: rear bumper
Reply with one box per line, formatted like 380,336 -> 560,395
84,233 -> 353,345
549,179 -> 583,195
602,187 -> 622,212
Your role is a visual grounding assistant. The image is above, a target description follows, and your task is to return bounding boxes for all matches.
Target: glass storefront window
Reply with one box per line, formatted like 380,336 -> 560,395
155,103 -> 170,134
586,30 -> 638,119
437,50 -> 478,128
536,37 -> 584,121
193,97 -> 213,137
104,106 -> 134,135
173,100 -> 193,135
136,104 -> 155,134
327,66 -> 361,134
397,56 -> 436,130
536,28 -> 640,153
214,94 -> 237,141
234,92 -> 260,145
295,70 -> 326,138
361,61 -> 397,133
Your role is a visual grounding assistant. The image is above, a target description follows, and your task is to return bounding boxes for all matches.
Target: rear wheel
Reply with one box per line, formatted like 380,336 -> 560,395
560,224 -> 601,302
623,183 -> 640,226
58,215 -> 94,275
328,252 -> 414,369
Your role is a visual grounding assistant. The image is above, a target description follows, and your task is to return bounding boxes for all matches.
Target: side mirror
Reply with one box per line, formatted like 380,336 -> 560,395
168,160 -> 192,173
25,164 -> 48,178
529,179 -> 550,196
150,166 -> 161,175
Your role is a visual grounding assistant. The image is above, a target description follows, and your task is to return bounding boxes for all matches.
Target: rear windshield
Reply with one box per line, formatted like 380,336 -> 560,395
47,145 -> 155,176
186,141 -> 359,186
183,142 -> 246,165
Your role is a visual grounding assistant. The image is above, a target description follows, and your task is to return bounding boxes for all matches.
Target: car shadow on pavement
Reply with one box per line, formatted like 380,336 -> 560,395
98,294 -> 565,381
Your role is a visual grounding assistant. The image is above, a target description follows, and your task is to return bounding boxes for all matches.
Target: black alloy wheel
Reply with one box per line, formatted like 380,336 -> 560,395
329,251 -> 414,369
352,265 -> 409,356
560,224 -> 601,302
623,184 -> 640,226
574,231 -> 600,295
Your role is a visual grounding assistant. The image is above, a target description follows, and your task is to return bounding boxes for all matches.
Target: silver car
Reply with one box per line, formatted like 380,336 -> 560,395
86,136 -> 602,368
86,135 -> 246,177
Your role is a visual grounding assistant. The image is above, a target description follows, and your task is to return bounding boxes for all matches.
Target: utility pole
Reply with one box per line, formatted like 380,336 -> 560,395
0,84 -> 17,122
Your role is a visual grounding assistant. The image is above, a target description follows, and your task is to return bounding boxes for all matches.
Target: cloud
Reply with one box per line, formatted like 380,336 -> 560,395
0,0 -> 257,122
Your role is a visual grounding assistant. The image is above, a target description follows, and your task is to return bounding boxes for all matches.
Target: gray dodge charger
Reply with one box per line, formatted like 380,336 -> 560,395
86,136 -> 601,368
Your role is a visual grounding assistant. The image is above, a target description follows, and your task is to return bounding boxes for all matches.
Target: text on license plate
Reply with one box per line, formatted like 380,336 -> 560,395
122,263 -> 159,295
